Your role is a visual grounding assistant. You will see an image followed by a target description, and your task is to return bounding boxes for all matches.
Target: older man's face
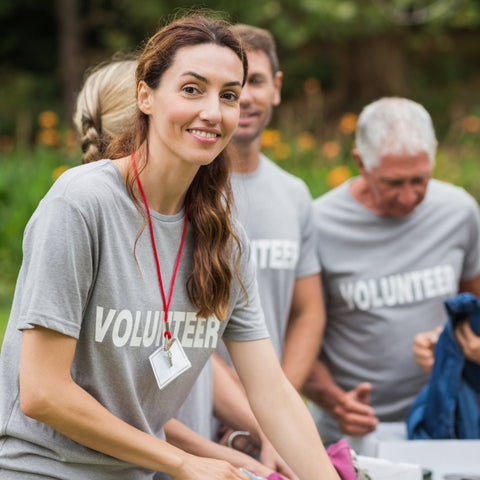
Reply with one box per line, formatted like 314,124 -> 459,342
364,151 -> 433,217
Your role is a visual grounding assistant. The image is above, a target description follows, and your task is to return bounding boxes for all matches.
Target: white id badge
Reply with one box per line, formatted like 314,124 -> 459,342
149,339 -> 191,390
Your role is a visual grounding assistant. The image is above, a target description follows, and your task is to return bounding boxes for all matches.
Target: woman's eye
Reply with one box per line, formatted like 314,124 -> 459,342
222,92 -> 239,102
183,85 -> 200,95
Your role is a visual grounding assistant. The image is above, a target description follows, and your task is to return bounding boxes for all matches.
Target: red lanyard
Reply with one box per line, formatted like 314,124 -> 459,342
131,152 -> 188,340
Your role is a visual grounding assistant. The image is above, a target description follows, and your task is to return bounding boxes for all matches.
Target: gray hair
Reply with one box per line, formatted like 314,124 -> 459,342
355,97 -> 438,170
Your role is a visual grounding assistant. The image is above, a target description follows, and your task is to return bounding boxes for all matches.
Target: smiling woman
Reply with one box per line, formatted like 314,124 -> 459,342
0,13 -> 339,480
131,42 -> 244,189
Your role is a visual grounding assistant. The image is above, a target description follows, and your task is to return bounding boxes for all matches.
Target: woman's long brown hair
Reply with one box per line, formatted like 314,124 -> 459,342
107,14 -> 248,320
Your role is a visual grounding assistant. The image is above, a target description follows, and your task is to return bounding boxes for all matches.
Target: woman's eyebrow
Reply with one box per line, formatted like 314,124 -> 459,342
181,71 -> 242,88
182,71 -> 207,82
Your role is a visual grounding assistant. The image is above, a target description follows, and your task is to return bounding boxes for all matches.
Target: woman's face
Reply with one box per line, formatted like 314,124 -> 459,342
138,43 -> 244,169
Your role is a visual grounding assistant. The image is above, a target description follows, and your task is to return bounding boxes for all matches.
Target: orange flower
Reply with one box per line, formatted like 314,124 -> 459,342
53,165 -> 69,181
296,132 -> 316,152
63,129 -> 79,148
38,110 -> 59,129
339,113 -> 358,135
327,165 -> 352,188
38,128 -> 60,147
274,142 -> 291,161
261,129 -> 281,148
322,140 -> 340,159
462,115 -> 480,133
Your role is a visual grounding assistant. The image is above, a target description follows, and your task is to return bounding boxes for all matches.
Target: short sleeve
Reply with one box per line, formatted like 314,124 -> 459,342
461,194 -> 480,281
296,185 -> 321,279
16,196 -> 95,338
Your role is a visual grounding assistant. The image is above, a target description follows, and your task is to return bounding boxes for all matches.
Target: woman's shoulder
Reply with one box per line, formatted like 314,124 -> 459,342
54,159 -> 120,192
34,160 -> 128,224
46,160 -> 125,205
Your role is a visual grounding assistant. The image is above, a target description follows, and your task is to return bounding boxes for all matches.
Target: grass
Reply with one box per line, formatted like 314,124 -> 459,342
0,306 -> 11,347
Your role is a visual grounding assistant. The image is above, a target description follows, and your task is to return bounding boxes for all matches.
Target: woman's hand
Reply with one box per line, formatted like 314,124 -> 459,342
219,427 -> 296,480
259,438 -> 298,480
175,455 -> 250,480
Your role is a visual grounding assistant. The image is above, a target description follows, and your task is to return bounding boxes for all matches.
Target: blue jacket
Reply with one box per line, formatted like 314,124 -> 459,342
407,292 -> 480,439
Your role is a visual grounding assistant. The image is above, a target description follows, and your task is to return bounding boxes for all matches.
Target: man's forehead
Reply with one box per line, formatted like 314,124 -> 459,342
378,150 -> 432,167
246,49 -> 274,75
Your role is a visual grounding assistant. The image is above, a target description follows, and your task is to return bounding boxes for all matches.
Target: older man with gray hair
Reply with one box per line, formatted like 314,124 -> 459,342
303,96 -> 480,451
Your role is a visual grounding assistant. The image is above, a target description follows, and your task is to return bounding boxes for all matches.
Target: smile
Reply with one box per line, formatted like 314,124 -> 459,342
188,129 -> 219,138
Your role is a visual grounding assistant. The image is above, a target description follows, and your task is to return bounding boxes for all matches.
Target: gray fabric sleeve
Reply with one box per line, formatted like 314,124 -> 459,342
16,196 -> 95,339
460,192 -> 480,281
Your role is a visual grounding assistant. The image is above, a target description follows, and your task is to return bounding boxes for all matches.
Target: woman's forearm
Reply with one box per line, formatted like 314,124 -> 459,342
227,338 -> 340,480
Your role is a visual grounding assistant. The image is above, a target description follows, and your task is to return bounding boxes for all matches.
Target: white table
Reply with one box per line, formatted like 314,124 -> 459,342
377,440 -> 480,480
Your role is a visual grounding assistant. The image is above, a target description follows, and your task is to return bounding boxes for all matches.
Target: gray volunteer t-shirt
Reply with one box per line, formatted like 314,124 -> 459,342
176,155 -> 319,441
314,177 -> 480,422
228,154 -> 319,358
0,160 -> 269,479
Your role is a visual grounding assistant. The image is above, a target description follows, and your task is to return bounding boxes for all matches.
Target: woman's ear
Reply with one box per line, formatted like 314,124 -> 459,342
137,81 -> 152,115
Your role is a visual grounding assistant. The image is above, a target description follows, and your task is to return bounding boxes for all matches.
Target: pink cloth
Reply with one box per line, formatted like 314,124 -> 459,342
327,438 -> 356,480
267,473 -> 284,480
265,439 -> 355,480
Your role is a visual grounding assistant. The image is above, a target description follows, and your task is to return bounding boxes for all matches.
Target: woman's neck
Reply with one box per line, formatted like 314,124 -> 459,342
139,160 -> 192,215
116,153 -> 197,216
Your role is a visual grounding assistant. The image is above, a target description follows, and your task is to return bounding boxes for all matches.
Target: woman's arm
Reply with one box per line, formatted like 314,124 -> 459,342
19,326 -> 249,480
164,418 -> 274,478
225,337 -> 340,480
212,353 -> 297,479
213,352 -> 263,447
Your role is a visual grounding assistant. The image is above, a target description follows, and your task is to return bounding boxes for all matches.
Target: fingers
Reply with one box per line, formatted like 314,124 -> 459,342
414,326 -> 442,349
354,382 -> 372,404
413,326 -> 442,373
455,321 -> 480,364
239,469 -> 252,480
259,441 -> 298,480
413,343 -> 435,373
333,404 -> 378,436
178,457 -> 252,480
333,385 -> 378,436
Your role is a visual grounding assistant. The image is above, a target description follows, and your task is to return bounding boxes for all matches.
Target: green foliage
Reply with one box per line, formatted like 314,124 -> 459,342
0,147 -> 78,286
0,146 -> 79,343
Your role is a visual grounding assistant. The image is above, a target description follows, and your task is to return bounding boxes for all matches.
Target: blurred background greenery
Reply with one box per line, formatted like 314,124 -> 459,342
1,0 -> 480,344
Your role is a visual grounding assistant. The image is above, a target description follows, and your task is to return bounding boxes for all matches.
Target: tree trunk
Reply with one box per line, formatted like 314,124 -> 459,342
329,35 -> 410,115
57,0 -> 82,125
